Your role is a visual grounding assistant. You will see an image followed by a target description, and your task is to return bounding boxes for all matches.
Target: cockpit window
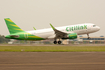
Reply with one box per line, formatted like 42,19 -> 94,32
93,25 -> 96,27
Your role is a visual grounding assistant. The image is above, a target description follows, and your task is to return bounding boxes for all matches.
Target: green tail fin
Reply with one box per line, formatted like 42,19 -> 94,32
4,18 -> 25,34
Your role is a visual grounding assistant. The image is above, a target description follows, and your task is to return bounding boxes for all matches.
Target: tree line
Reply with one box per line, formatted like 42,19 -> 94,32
0,35 -> 10,43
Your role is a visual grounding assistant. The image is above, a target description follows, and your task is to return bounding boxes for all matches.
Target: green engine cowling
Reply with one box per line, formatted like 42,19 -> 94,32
67,33 -> 77,39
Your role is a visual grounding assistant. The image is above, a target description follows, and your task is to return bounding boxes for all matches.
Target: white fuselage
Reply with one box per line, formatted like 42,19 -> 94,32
27,23 -> 100,39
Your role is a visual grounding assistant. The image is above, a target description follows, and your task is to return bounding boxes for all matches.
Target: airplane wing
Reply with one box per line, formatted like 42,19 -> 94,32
50,24 -> 67,39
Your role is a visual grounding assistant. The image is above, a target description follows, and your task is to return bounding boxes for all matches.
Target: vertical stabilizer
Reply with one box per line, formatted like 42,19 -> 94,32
4,18 -> 25,34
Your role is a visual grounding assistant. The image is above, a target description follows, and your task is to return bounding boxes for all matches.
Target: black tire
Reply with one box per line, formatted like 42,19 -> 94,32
53,41 -> 57,44
88,37 -> 90,39
58,41 -> 62,44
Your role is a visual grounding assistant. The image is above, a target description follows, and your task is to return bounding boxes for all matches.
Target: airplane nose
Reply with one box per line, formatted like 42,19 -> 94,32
97,26 -> 100,31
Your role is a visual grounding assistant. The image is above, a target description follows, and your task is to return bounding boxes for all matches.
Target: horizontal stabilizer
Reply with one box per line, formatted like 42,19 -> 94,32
33,27 -> 36,30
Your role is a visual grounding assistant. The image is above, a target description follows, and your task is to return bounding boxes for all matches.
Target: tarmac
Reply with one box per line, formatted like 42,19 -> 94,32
0,52 -> 105,70
1,44 -> 105,46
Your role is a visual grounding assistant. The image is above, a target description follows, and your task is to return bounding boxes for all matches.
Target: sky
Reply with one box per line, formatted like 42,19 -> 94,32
0,0 -> 105,37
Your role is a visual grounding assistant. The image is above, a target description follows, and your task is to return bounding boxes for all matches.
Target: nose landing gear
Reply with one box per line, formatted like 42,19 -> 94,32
87,34 -> 90,39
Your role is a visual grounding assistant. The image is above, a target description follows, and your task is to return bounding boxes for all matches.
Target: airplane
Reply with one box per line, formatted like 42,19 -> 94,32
4,18 -> 100,44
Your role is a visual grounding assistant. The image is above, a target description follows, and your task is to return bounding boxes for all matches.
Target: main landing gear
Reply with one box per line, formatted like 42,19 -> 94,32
53,40 -> 62,44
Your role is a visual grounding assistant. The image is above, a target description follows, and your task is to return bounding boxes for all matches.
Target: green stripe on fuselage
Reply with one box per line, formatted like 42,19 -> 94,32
5,32 -> 45,40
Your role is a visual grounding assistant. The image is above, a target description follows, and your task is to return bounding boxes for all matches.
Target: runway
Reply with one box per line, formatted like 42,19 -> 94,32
0,52 -> 105,70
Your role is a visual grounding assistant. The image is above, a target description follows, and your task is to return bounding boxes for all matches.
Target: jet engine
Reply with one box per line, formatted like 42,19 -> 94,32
67,33 -> 77,39
62,33 -> 77,39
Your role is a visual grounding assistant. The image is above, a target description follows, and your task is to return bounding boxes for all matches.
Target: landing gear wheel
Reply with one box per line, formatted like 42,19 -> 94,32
53,41 -> 57,44
88,37 -> 90,39
58,41 -> 62,44
87,34 -> 90,39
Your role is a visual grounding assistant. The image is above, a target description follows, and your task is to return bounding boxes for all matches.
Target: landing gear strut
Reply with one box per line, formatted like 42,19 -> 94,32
87,34 -> 90,39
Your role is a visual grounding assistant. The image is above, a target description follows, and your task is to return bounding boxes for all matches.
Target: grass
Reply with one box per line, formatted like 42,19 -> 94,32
0,46 -> 105,52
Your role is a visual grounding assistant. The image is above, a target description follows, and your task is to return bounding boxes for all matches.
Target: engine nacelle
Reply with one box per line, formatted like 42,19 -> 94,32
62,33 -> 77,39
67,33 -> 77,39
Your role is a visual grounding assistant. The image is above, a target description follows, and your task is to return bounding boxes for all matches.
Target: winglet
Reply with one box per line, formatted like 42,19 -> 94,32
50,23 -> 55,30
33,27 -> 36,30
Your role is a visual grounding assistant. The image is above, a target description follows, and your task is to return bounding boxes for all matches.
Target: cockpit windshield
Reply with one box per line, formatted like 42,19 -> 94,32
93,25 -> 96,27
